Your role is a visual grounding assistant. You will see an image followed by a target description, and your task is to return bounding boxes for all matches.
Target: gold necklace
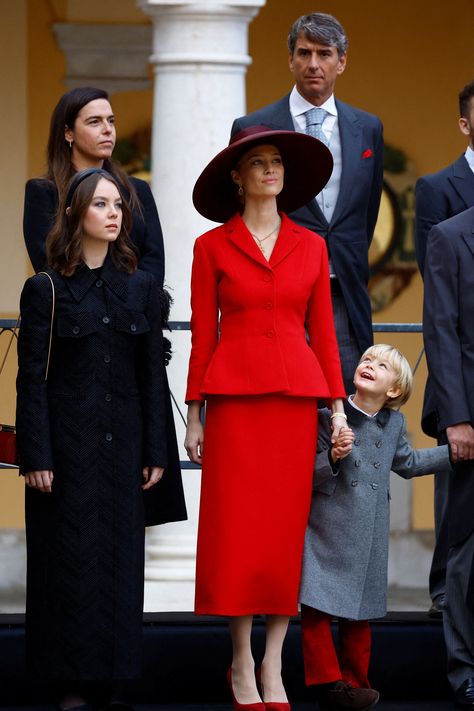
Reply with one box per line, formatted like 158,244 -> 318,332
250,218 -> 281,253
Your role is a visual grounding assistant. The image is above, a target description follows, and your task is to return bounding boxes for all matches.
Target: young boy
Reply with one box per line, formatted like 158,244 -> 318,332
299,344 -> 451,711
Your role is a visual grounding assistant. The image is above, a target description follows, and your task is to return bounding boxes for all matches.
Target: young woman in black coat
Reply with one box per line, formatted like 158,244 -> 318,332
16,169 -> 185,711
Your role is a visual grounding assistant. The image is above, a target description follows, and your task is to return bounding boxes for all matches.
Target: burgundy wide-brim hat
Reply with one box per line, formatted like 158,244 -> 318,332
192,124 -> 334,223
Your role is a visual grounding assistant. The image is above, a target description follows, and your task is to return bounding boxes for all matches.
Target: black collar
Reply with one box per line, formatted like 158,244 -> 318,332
344,398 -> 391,429
62,253 -> 128,303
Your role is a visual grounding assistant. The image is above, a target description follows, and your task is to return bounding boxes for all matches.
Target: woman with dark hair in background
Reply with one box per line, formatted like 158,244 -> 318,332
17,168 -> 185,711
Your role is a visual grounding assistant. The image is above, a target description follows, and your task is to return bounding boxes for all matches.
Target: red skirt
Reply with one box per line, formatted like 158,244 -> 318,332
195,394 -> 318,616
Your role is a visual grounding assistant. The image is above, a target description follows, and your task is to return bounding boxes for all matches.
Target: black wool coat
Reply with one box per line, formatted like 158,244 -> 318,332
16,258 -> 186,680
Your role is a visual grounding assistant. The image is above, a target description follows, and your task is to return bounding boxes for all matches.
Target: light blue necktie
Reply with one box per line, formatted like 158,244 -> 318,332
305,107 -> 328,145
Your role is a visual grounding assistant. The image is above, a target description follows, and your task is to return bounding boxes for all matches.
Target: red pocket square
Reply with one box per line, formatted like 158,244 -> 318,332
362,149 -> 373,159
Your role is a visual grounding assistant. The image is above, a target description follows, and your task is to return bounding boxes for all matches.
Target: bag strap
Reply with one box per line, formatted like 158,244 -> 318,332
37,272 -> 55,381
0,316 -> 20,377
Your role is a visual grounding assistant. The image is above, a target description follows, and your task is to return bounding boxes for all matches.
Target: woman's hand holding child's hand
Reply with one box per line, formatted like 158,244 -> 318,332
331,426 -> 355,462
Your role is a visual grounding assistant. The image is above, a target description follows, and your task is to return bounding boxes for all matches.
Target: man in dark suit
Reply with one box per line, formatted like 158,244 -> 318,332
423,206 -> 474,708
415,79 -> 474,618
231,12 -> 384,393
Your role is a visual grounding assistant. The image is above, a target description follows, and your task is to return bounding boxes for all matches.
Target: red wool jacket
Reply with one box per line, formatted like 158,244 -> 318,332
185,212 -> 345,402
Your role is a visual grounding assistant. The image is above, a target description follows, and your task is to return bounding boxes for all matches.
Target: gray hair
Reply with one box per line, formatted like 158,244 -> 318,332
287,13 -> 348,56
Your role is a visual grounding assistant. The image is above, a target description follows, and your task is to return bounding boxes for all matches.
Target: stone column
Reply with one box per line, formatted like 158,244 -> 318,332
137,0 -> 266,611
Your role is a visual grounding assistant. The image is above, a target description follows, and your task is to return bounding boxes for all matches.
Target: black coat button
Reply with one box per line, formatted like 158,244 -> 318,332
104,355 -> 111,364
72,326 -> 80,335
95,280 -> 103,287
102,316 -> 110,324
105,394 -> 112,402
105,433 -> 113,442
130,324 -> 137,332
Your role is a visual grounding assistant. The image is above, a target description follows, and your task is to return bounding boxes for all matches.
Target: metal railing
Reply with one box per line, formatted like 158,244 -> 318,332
1,319 -> 424,470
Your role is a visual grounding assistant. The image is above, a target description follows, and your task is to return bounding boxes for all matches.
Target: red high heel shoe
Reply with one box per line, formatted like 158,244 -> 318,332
256,667 -> 291,711
227,668 -> 265,711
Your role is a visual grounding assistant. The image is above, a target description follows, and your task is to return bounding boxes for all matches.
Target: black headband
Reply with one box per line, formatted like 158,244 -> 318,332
65,167 -> 112,208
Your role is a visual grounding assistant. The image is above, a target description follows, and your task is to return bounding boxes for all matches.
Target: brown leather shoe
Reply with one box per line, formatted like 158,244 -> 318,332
322,681 -> 380,710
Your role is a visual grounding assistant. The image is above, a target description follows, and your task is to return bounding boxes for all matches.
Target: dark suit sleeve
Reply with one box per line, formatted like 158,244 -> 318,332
415,177 -> 451,276
23,179 -> 57,273
139,274 -> 168,468
16,276 -> 55,474
132,179 -> 166,288
423,225 -> 471,430
366,119 -> 384,245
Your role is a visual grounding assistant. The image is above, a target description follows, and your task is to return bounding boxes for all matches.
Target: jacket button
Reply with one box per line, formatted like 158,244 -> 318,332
104,355 -> 111,364
105,393 -> 112,402
373,462 -> 381,469
375,440 -> 382,448
72,326 -> 80,335
266,330 -> 275,338
353,439 -> 359,446
354,459 -> 361,467
263,274 -> 271,282
102,315 -> 110,324
105,433 -> 113,442
371,482 -> 379,490
95,280 -> 103,287
351,480 -> 358,487
265,302 -> 273,310
130,324 -> 137,332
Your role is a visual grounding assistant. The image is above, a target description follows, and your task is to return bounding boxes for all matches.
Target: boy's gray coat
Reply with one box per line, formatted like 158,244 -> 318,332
299,402 -> 450,620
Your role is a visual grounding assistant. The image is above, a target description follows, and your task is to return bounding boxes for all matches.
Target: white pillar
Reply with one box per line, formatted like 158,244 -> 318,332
137,0 -> 266,611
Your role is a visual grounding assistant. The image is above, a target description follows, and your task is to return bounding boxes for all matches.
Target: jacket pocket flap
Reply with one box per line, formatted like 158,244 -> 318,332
115,311 -> 150,335
57,312 -> 99,338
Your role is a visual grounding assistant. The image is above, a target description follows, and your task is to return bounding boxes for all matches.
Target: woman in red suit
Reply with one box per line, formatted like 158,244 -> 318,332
185,125 -> 346,711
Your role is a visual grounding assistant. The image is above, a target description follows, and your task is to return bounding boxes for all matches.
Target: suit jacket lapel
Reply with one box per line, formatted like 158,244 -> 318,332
461,209 -> 474,257
330,99 -> 362,226
450,155 -> 474,209
265,94 -> 297,131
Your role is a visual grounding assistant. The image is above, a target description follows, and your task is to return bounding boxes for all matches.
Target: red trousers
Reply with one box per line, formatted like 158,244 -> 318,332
301,605 -> 372,688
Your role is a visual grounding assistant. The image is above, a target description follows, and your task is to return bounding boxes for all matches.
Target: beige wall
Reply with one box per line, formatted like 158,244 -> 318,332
0,1 -> 29,527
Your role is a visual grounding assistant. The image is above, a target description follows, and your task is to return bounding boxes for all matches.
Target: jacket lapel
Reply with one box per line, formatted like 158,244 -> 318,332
461,208 -> 474,257
270,213 -> 303,268
450,155 -> 474,209
264,94 -> 298,131
330,100 -> 362,226
226,214 -> 271,269
226,213 -> 302,269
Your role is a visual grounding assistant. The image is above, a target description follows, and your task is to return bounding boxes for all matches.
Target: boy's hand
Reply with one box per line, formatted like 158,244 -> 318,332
331,426 -> 355,462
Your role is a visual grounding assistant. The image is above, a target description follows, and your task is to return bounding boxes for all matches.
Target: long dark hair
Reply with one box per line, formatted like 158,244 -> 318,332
45,86 -> 141,214
46,169 -> 137,276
